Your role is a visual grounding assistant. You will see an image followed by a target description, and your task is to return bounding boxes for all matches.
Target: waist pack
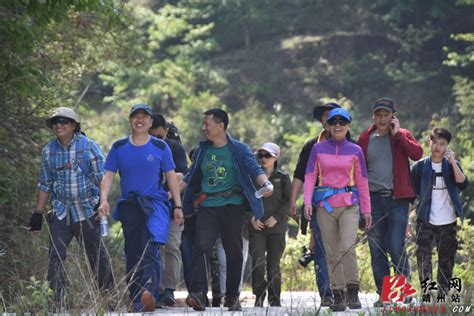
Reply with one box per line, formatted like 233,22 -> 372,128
312,186 -> 358,212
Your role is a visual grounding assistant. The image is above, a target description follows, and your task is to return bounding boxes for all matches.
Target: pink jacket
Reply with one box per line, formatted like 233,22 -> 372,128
304,139 -> 371,214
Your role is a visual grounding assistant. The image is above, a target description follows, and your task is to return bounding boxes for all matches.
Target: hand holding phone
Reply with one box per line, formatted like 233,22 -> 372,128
444,146 -> 453,161
390,114 -> 400,135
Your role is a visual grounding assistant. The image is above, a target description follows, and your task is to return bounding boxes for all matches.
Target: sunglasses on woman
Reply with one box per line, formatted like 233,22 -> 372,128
51,117 -> 73,126
257,152 -> 273,159
327,118 -> 349,126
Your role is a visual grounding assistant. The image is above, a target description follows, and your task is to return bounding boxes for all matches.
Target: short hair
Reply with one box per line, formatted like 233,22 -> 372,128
203,108 -> 229,130
151,114 -> 167,129
430,127 -> 452,143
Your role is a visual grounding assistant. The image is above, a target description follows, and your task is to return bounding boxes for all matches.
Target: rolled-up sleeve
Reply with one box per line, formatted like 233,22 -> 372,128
89,140 -> 105,183
38,146 -> 53,193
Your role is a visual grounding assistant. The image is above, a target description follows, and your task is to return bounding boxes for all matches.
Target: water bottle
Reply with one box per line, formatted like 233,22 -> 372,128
255,181 -> 274,198
100,215 -> 109,237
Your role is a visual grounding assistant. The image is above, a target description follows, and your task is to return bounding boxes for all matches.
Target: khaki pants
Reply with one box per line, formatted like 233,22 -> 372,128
316,205 -> 360,290
160,220 -> 184,291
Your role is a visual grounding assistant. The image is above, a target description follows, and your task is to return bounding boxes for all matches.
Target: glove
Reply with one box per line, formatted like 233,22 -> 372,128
29,212 -> 43,232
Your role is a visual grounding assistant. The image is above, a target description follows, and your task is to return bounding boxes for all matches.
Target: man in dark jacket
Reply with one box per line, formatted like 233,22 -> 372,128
357,98 -> 423,306
182,108 -> 273,311
411,127 -> 468,296
149,114 -> 189,307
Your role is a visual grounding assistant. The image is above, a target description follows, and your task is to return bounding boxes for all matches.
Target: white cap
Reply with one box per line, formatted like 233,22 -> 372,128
257,142 -> 281,158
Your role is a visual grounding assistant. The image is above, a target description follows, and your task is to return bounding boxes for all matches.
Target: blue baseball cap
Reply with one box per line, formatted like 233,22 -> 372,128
327,108 -> 352,122
130,103 -> 153,117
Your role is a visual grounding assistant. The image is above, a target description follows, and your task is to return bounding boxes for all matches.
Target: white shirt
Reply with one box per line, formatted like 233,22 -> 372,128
429,162 -> 456,225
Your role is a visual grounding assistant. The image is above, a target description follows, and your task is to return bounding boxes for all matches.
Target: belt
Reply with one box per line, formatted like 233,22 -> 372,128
204,187 -> 242,198
372,189 -> 393,197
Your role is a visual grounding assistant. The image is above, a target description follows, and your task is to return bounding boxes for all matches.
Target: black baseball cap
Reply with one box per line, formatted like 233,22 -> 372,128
373,98 -> 395,113
313,102 -> 341,122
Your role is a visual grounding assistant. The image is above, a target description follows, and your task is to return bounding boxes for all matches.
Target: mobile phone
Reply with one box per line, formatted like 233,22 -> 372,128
390,114 -> 395,129
444,146 -> 451,159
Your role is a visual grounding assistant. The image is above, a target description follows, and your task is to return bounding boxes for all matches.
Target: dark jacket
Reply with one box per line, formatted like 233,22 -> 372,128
357,125 -> 423,200
183,134 -> 265,219
411,157 -> 469,224
249,169 -> 291,234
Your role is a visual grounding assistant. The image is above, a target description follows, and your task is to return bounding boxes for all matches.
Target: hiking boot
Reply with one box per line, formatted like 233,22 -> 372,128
186,292 -> 207,311
347,284 -> 362,309
140,290 -> 156,312
330,289 -> 346,312
212,296 -> 222,307
224,296 -> 242,311
321,295 -> 333,307
254,293 -> 266,307
163,288 -> 176,306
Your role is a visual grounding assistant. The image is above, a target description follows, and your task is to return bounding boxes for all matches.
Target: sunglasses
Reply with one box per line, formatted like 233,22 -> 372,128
51,117 -> 73,126
257,152 -> 273,159
327,118 -> 349,126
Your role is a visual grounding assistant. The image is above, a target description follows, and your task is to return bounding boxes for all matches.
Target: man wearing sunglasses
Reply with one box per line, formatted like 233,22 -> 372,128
29,107 -> 115,307
357,98 -> 423,306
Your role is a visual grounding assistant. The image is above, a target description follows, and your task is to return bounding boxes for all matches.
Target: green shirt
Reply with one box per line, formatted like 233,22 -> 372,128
200,144 -> 244,207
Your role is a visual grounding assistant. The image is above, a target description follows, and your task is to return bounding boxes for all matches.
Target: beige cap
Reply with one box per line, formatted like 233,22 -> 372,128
46,107 -> 80,127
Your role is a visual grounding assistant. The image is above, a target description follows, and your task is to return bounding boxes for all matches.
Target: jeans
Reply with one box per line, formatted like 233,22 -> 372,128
190,204 -> 244,298
368,192 -> 410,293
310,208 -> 333,298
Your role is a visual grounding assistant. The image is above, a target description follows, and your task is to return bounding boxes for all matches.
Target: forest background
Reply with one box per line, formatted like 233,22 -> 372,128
0,0 -> 473,312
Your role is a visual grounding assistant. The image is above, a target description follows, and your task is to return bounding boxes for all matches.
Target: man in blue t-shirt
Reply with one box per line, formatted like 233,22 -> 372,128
99,104 -> 183,312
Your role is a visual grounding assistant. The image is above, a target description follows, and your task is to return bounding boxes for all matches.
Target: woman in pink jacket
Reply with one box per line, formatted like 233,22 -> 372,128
303,108 -> 372,312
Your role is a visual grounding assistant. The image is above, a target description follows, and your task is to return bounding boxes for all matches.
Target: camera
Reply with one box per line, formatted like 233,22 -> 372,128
298,246 -> 314,267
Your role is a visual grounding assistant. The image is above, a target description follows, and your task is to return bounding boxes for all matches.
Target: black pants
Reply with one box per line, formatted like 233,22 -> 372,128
47,214 -> 115,302
416,220 -> 458,293
190,204 -> 245,298
249,231 -> 286,305
119,199 -> 161,303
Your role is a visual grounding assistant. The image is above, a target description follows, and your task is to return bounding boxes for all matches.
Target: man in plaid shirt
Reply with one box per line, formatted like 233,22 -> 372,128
29,107 -> 114,306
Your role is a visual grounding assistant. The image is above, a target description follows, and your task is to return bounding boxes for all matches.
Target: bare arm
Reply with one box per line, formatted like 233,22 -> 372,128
166,170 -> 184,225
448,152 -> 466,184
98,171 -> 115,217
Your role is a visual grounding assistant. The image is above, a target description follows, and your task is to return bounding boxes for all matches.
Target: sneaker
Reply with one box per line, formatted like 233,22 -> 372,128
140,290 -> 156,312
224,296 -> 242,311
186,292 -> 206,311
163,288 -> 176,306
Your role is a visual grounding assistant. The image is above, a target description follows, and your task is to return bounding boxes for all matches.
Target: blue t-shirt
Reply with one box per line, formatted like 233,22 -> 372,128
104,136 -> 175,200
104,136 -> 176,243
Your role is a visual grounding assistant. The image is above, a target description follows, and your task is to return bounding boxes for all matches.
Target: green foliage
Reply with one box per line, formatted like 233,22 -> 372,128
1,0 -> 473,311
6,276 -> 53,314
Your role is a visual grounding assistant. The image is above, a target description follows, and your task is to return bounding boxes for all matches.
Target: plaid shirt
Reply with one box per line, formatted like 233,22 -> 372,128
38,133 -> 104,223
